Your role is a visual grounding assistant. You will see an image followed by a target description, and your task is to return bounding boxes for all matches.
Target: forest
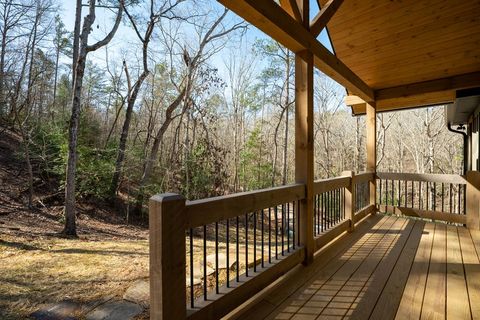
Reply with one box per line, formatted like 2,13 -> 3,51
0,0 -> 463,237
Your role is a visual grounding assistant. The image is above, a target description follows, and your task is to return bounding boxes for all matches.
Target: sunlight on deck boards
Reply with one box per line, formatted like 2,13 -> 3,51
233,214 -> 480,320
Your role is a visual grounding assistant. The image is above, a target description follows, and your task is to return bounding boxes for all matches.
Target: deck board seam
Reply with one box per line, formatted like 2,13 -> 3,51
317,217 -> 408,318
263,215 -> 396,319
418,223 -> 436,319
366,220 -> 422,319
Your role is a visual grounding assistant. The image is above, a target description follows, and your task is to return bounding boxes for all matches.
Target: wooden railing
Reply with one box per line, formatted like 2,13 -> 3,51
149,171 -> 480,319
149,172 -> 376,319
376,172 -> 468,224
376,171 -> 480,229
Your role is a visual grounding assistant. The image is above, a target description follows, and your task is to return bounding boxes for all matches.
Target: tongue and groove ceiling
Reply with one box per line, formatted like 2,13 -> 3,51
318,0 -> 480,114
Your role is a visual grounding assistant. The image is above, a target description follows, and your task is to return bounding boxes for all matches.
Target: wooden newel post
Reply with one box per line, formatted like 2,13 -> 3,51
366,103 -> 377,210
466,171 -> 480,230
149,193 -> 187,320
342,171 -> 355,232
295,51 -> 314,265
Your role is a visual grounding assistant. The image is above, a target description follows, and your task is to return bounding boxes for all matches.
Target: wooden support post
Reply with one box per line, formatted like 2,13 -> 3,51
366,102 -> 377,210
295,50 -> 314,265
342,171 -> 355,232
466,171 -> 480,230
149,193 -> 186,320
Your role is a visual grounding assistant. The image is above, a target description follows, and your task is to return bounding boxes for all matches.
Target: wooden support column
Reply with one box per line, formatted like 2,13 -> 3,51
295,50 -> 314,265
342,171 -> 355,232
466,171 -> 480,230
149,193 -> 186,320
366,102 -> 377,208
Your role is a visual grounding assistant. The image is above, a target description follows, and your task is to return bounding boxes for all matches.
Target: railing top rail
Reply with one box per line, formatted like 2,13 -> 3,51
352,172 -> 374,184
377,172 -> 466,185
185,183 -> 306,229
313,176 -> 350,194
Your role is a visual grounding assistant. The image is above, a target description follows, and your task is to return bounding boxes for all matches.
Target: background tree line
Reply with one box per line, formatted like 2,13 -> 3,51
0,0 -> 463,236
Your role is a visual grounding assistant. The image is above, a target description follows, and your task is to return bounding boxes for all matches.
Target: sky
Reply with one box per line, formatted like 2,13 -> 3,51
57,0 -> 335,84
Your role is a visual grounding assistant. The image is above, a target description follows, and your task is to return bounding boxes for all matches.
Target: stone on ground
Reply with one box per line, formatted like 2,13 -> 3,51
191,261 -> 214,278
123,280 -> 149,307
85,300 -> 143,320
30,300 -> 82,320
186,276 -> 202,287
206,253 -> 235,269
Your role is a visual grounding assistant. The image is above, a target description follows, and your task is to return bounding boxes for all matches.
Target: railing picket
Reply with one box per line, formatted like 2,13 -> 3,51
245,213 -> 248,277
253,211 -> 257,273
261,210 -> 264,268
287,202 -> 290,252
190,228 -> 194,308
236,216 -> 239,282
274,205 -> 278,259
226,219 -> 230,288
281,204 -> 285,256
215,221 -> 219,294
268,207 -> 271,263
203,224 -> 207,300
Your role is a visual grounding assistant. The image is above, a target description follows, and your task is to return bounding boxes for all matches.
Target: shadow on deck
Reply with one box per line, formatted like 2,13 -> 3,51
232,214 -> 480,320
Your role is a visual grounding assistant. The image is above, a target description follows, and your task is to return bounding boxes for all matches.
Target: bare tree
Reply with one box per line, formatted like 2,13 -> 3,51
134,8 -> 245,211
63,0 -> 123,236
110,0 -> 185,198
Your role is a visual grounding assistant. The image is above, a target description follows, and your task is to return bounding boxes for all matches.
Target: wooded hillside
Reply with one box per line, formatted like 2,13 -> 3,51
0,0 -> 463,236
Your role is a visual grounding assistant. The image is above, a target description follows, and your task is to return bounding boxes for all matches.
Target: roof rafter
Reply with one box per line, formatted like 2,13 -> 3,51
217,0 -> 375,102
279,0 -> 303,22
310,0 -> 344,37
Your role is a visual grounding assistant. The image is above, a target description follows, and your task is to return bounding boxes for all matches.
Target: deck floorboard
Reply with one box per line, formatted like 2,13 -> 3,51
235,214 -> 478,320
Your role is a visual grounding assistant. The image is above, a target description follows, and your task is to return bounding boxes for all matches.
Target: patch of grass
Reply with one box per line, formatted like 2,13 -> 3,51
0,234 -> 149,320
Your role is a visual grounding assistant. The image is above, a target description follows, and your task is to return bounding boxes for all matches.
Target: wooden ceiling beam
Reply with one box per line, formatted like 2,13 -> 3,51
310,0 -> 344,37
217,0 -> 375,102
346,72 -> 480,115
375,72 -> 480,100
279,0 -> 303,22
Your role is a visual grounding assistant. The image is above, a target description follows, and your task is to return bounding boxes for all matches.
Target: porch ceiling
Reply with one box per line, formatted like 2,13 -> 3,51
319,0 -> 480,114
220,0 -> 480,115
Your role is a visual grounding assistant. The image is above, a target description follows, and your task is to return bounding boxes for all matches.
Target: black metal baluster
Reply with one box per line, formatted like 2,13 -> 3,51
275,205 -> 278,259
268,207 -> 272,263
245,213 -> 248,277
203,224 -> 207,300
379,179 -> 383,205
297,201 -> 301,246
398,180 -> 401,207
419,181 -> 422,209
386,179 -> 389,206
226,219 -> 229,288
426,182 -> 429,211
292,201 -> 296,249
215,221 -> 219,294
253,211 -> 257,273
287,202 -> 290,252
458,184 -> 461,215
433,183 -> 436,212
281,204 -> 285,256
189,229 -> 194,308
450,184 -> 453,213
316,195 -> 320,234
327,191 -> 330,229
236,216 -> 239,282
261,209 -> 264,268
441,183 -> 445,212
321,193 -> 324,232
392,180 -> 395,207
411,181 -> 414,209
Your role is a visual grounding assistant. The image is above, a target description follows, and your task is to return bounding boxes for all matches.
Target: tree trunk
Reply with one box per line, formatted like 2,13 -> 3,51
110,71 -> 148,197
71,0 -> 82,86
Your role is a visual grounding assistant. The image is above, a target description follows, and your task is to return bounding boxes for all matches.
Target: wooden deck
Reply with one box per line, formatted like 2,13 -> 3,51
233,214 -> 480,320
